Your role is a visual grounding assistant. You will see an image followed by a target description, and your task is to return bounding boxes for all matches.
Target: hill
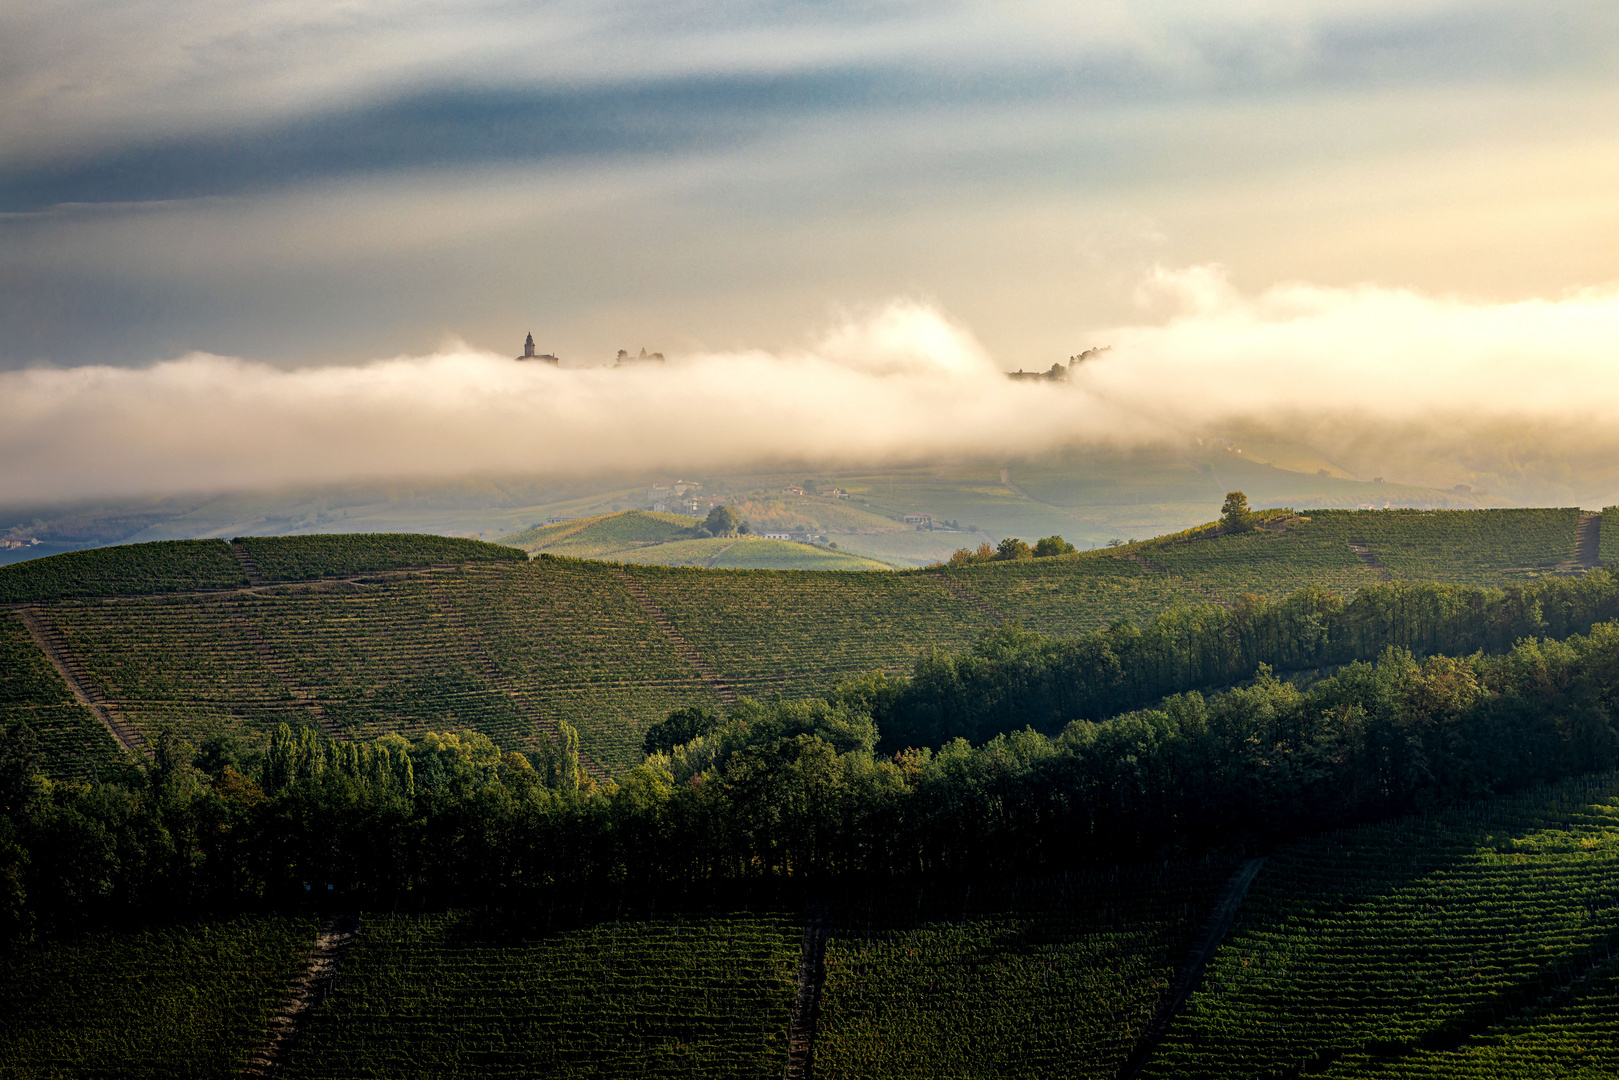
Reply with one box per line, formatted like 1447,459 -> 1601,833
0,508 -> 1602,778
4,439 -> 1525,570
501,510 -> 892,569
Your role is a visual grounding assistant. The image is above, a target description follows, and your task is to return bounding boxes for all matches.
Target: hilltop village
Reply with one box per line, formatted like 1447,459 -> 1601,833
517,332 -> 1101,379
514,333 -> 663,367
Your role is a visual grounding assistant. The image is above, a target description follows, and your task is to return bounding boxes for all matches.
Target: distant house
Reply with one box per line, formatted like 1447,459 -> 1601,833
903,513 -> 933,529
826,488 -> 851,499
515,332 -> 560,365
763,532 -> 793,541
781,485 -> 806,496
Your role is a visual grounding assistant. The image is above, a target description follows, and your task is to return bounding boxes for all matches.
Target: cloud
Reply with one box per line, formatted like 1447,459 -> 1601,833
8,271 -> 1619,506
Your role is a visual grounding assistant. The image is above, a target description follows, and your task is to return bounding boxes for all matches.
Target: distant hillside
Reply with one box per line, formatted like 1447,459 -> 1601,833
0,507 -> 1601,779
501,510 -> 892,570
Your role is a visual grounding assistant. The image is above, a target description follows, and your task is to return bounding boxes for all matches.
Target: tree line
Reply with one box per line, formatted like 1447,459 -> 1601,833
6,569 -> 1619,938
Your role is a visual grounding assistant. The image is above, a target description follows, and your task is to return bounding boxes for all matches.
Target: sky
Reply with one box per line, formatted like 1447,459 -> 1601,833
3,1 -> 1619,503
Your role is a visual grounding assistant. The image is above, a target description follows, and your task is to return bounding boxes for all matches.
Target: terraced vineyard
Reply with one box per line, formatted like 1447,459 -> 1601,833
437,560 -> 723,774
1146,770 -> 1619,1078
624,564 -> 996,701
816,865 -> 1232,1080
0,612 -> 122,778
0,915 -> 315,1078
1318,959 -> 1619,1078
942,556 -> 1213,633
282,911 -> 801,1080
1603,507 -> 1619,565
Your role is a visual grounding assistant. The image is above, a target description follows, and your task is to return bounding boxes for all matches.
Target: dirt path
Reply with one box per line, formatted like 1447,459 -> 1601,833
610,567 -> 737,708
244,913 -> 360,1077
426,580 -> 609,782
1347,539 -> 1394,581
1120,857 -> 1268,1079
230,541 -> 266,586
1124,552 -> 1233,610
13,606 -> 148,756
931,571 -> 1007,624
705,541 -> 739,569
1576,513 -> 1602,568
784,900 -> 832,1080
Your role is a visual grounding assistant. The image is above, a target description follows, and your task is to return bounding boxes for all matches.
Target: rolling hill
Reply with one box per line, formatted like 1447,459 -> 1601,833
0,507 -> 1602,780
500,510 -> 893,569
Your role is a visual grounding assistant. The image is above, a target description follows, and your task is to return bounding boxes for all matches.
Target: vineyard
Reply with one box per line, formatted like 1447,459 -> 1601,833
622,564 -> 995,702
815,866 -> 1232,1079
0,508 -> 1607,779
237,532 -> 524,581
0,539 -> 247,601
940,556 -> 1212,634
281,911 -> 801,1079
1131,507 -> 1582,600
0,612 -> 122,778
0,916 -> 315,1079
1604,507 -> 1619,565
1145,770 -> 1619,1078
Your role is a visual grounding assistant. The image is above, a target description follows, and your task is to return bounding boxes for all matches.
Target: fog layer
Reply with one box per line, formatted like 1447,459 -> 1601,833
6,270 -> 1619,505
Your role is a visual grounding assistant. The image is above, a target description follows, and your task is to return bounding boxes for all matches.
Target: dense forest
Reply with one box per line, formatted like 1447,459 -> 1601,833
8,569 -> 1619,939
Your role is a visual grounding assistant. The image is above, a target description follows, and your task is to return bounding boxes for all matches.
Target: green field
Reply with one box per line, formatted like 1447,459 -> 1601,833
1146,771 -> 1619,1078
282,911 -> 801,1079
0,916 -> 315,1079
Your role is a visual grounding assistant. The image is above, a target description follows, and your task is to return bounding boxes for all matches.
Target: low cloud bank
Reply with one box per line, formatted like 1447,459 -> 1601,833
6,271 -> 1619,505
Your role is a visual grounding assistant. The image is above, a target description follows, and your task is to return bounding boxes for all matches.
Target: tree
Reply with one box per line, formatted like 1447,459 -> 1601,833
704,505 -> 742,536
995,537 -> 1033,561
1033,535 -> 1077,558
643,706 -> 720,757
1221,491 -> 1254,533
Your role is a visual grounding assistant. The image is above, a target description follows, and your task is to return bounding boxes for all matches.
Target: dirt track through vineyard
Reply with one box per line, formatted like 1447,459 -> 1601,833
1121,857 -> 1268,1079
245,913 -> 360,1077
785,900 -> 832,1080
14,605 -> 148,756
1347,539 -> 1394,581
